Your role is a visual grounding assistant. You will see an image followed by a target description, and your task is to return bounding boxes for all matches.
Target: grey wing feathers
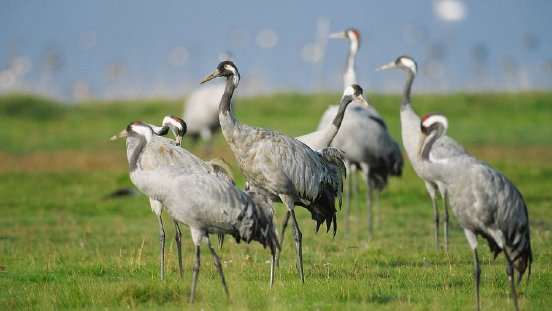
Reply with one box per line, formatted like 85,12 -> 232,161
243,129 -> 328,201
229,124 -> 344,235
430,135 -> 467,160
244,188 -> 280,254
139,136 -> 210,171
318,147 -> 347,209
449,158 -> 532,279
488,167 -> 532,275
207,157 -> 236,184
318,147 -> 347,180
168,173 -> 279,255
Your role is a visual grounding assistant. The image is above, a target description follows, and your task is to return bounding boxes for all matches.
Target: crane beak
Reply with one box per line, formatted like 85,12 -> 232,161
200,69 -> 222,84
109,129 -> 128,142
376,61 -> 397,72
329,31 -> 347,39
356,95 -> 370,108
175,135 -> 182,146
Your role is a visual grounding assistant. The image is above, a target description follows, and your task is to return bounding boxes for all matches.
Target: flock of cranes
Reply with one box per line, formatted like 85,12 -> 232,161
110,28 -> 532,310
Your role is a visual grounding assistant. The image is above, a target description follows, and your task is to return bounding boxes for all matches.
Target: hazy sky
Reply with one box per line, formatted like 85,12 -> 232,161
1,0 -> 551,101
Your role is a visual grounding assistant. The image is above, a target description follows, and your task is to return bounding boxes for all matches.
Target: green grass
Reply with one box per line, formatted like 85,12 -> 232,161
0,92 -> 551,310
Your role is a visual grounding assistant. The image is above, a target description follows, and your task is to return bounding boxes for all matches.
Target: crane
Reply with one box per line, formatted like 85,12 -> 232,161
419,113 -> 532,311
111,115 -> 233,281
323,28 -> 403,233
111,121 -> 279,303
377,55 -> 465,250
200,61 -> 346,283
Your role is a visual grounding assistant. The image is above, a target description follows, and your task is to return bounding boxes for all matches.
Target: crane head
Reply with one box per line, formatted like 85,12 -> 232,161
200,61 -> 240,86
343,84 -> 370,108
161,115 -> 187,146
421,113 -> 448,135
109,121 -> 153,142
376,55 -> 417,75
329,28 -> 361,43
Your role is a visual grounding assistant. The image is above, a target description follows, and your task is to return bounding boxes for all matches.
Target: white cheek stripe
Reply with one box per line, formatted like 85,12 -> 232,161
162,116 -> 181,130
401,58 -> 417,74
343,85 -> 355,96
131,124 -> 153,141
422,114 -> 448,131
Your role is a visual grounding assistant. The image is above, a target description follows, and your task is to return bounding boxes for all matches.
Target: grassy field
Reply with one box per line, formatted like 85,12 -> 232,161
0,91 -> 551,310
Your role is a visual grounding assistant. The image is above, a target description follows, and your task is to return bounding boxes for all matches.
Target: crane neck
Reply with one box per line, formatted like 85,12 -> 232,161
219,75 -> 239,117
344,41 -> 358,87
332,96 -> 353,129
420,127 -> 445,161
401,70 -> 415,110
127,136 -> 147,173
348,39 -> 358,67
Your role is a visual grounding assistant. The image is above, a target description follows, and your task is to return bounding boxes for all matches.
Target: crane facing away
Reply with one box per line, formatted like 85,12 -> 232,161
111,121 -> 280,303
201,61 -> 346,283
419,113 -> 532,311
325,28 -> 403,233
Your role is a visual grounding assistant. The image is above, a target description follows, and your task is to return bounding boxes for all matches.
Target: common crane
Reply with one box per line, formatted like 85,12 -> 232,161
201,61 -> 346,283
419,113 -> 532,311
323,28 -> 403,232
111,121 -> 280,303
111,115 -> 233,281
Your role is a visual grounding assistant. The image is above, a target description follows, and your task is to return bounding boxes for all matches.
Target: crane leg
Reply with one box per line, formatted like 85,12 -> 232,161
189,245 -> 201,304
353,171 -> 360,219
365,181 -> 373,236
504,251 -> 520,311
174,219 -> 184,278
344,170 -> 353,232
431,196 -> 440,249
157,215 -> 165,281
472,247 -> 481,311
207,237 -> 230,300
374,190 -> 380,229
217,234 -> 225,249
442,195 -> 449,252
276,211 -> 291,267
270,251 -> 276,289
290,209 -> 304,284
464,229 -> 481,311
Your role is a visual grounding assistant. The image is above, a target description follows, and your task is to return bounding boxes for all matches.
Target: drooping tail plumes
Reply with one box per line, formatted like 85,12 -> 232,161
236,188 -> 280,256
498,177 -> 533,286
368,140 -> 404,191
308,147 -> 347,235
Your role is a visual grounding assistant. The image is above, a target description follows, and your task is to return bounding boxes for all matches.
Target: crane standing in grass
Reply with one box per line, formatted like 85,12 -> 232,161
321,28 -> 403,232
111,121 -> 280,303
200,61 -> 346,283
112,115 -> 233,281
377,55 -> 466,250
418,113 -> 532,311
